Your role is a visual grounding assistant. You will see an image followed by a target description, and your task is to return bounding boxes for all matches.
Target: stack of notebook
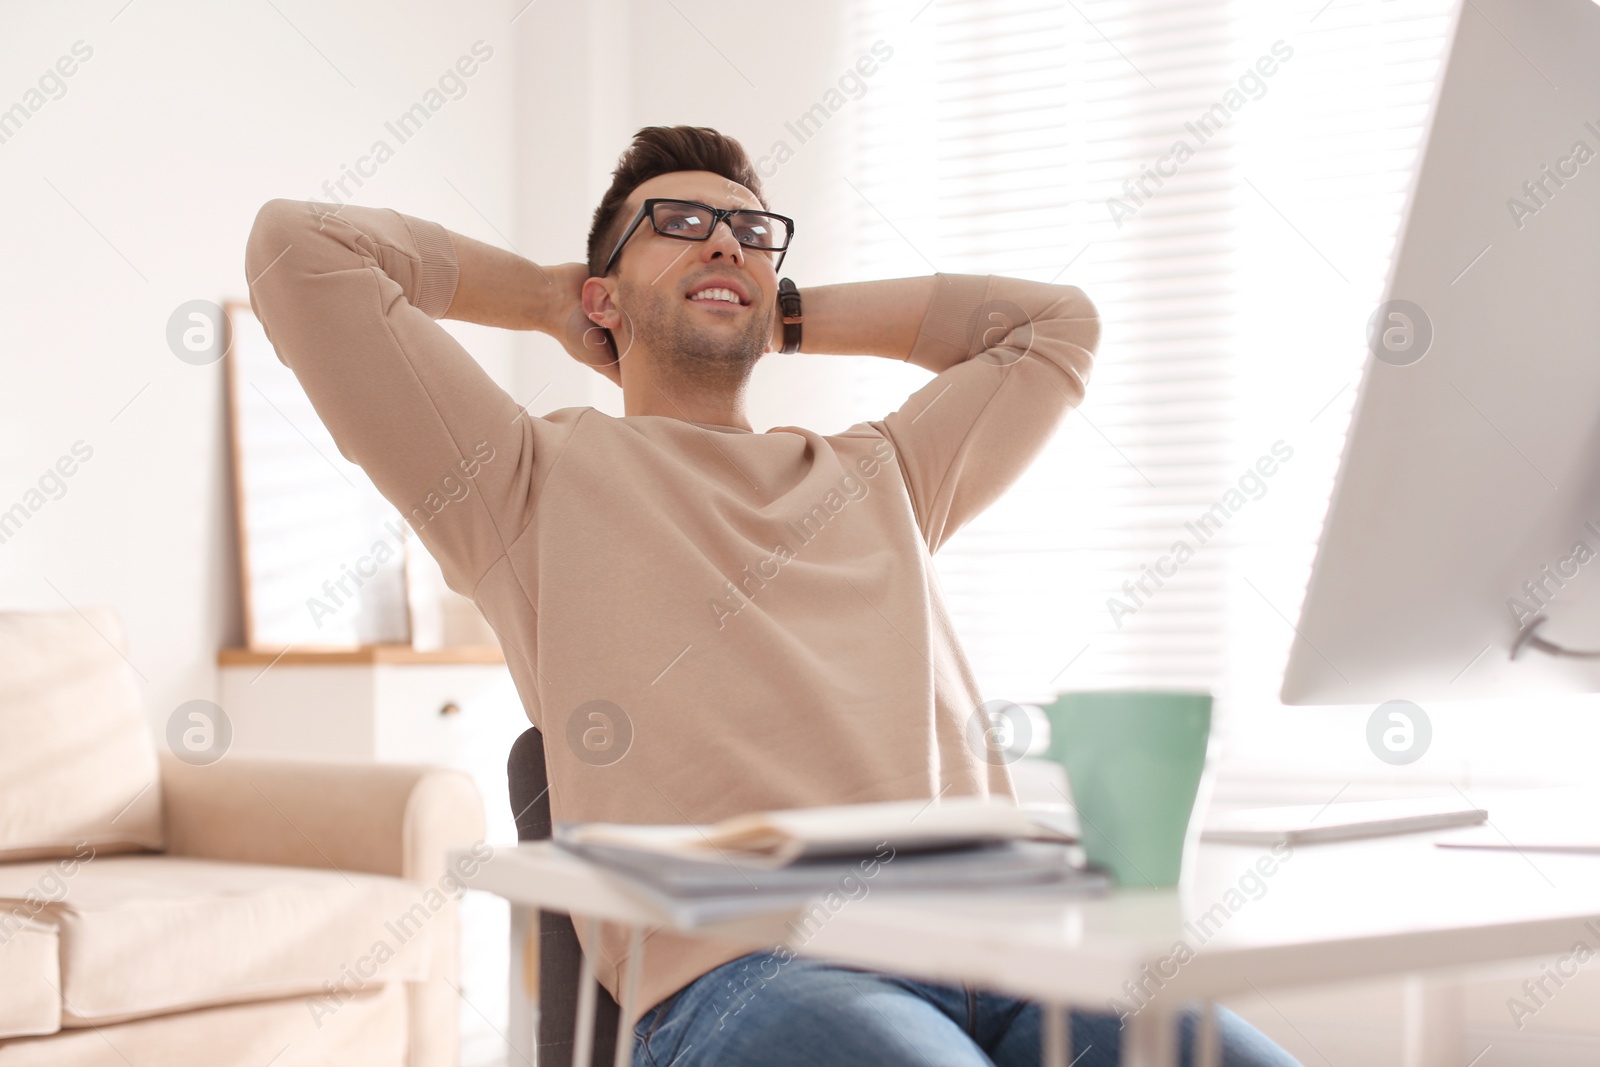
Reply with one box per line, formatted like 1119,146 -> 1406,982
553,797 -> 1109,926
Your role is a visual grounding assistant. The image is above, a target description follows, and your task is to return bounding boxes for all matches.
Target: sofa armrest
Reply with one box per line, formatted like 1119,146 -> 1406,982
158,752 -> 486,884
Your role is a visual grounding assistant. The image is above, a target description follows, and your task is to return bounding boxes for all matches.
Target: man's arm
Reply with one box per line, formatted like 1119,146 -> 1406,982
433,227 -> 552,331
782,272 -> 1101,553
775,276 -> 937,365
774,274 -> 1091,375
244,200 -> 580,596
434,234 -> 621,386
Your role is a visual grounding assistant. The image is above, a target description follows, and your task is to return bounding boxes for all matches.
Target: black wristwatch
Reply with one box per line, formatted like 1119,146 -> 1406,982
777,277 -> 803,354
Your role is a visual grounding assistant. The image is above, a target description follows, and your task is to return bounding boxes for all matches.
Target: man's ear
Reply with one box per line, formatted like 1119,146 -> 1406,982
581,275 -> 621,330
581,275 -> 635,366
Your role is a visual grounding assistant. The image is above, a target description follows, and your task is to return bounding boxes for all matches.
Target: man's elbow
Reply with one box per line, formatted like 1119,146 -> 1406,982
1001,278 -> 1101,354
248,198 -> 305,248
1035,284 -> 1099,402
1065,285 -> 1101,362
243,199 -> 311,294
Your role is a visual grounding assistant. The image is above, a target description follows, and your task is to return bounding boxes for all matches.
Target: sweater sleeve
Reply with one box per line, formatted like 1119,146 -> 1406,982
871,273 -> 1101,554
243,198 -> 533,597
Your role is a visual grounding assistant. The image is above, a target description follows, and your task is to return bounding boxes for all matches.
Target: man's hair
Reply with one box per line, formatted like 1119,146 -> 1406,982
585,125 -> 766,278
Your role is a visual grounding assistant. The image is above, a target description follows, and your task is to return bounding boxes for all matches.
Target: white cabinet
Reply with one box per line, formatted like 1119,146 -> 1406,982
218,646 -> 530,1067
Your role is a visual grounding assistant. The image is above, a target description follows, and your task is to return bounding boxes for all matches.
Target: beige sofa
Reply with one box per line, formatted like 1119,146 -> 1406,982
0,607 -> 487,1067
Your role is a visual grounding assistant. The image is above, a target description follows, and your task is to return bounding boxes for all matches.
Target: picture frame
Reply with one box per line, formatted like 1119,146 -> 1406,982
222,300 -> 414,650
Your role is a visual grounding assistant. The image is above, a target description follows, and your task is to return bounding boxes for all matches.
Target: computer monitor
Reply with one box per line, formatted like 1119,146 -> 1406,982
1281,0 -> 1600,705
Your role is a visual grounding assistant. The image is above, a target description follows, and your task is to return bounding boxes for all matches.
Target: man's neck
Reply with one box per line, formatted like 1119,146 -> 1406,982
623,378 -> 754,432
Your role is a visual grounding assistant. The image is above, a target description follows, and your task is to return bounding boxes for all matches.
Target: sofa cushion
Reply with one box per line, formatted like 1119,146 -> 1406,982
0,981 -> 407,1067
0,608 -> 162,862
0,917 -> 59,1039
0,855 -> 439,1027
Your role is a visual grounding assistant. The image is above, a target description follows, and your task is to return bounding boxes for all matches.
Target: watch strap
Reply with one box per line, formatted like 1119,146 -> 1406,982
778,277 -> 803,354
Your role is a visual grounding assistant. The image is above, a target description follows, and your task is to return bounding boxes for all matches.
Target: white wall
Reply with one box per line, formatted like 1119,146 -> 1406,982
1,0 -> 871,729
1,0 -> 516,724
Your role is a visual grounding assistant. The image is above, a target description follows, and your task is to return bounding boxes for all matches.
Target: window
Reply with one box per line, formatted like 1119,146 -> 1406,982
844,0 -> 1520,796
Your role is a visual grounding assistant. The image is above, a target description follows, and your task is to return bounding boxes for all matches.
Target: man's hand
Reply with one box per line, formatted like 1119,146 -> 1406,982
538,262 -> 623,388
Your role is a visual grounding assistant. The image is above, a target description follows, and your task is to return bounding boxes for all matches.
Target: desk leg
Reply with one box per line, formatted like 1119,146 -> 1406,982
1196,1001 -> 1220,1067
1402,975 -> 1462,1067
612,926 -> 644,1067
508,904 -> 538,1067
572,916 -> 598,1067
1122,1007 -> 1178,1067
1043,1002 -> 1070,1067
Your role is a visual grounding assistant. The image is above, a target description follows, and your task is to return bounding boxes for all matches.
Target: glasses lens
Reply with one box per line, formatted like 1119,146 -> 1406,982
652,201 -> 712,237
729,212 -> 789,250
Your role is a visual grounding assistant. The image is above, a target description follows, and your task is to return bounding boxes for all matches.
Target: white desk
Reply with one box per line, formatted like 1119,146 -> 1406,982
456,790 -> 1600,1067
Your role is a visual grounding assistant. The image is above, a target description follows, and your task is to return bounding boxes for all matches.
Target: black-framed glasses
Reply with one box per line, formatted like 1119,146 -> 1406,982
602,198 -> 795,275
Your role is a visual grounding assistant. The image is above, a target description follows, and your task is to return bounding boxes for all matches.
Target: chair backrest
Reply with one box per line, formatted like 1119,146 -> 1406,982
507,727 -> 619,1064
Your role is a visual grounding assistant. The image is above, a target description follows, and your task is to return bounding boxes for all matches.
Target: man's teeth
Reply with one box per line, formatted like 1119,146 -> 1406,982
689,288 -> 741,304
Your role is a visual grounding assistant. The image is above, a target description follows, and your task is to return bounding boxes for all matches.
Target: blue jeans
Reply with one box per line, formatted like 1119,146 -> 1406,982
631,950 -> 1301,1067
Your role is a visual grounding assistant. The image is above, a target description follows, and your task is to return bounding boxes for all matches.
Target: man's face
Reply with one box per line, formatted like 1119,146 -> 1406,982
598,171 -> 781,391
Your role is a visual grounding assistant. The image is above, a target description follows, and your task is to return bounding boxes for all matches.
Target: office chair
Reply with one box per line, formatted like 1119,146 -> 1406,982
508,727 -> 620,1065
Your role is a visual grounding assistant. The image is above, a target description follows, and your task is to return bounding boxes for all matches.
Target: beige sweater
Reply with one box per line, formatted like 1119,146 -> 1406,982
244,199 -> 1100,1028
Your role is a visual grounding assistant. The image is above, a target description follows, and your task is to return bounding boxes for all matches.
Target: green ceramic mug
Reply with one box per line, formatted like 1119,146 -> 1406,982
1042,690 -> 1212,888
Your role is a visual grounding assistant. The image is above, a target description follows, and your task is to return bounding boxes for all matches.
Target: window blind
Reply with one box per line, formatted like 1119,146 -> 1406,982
846,0 -> 1459,785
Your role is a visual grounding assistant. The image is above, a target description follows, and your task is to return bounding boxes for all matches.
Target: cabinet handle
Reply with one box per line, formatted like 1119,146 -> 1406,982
440,701 -> 461,717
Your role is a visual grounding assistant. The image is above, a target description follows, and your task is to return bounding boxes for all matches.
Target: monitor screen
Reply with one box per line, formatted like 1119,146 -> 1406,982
1283,0 -> 1600,704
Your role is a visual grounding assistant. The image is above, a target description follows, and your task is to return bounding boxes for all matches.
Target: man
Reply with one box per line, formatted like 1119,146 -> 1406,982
245,124 -> 1297,1066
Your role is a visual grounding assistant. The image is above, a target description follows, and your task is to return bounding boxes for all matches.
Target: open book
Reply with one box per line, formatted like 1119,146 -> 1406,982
551,797 -> 1098,927
555,797 -> 1076,868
